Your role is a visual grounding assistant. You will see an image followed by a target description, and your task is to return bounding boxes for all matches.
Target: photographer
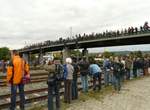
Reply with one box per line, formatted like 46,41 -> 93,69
44,58 -> 63,110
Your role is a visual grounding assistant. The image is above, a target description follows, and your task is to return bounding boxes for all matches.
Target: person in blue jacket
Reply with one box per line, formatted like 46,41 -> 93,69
89,60 -> 102,91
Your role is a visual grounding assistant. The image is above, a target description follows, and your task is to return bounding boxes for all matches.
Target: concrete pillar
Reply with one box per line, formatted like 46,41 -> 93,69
62,47 -> 71,64
28,52 -> 32,65
38,53 -> 44,65
23,53 -> 29,64
75,41 -> 80,62
38,49 -> 44,65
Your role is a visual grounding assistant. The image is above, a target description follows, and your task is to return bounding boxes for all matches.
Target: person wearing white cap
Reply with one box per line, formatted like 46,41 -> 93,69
64,57 -> 74,104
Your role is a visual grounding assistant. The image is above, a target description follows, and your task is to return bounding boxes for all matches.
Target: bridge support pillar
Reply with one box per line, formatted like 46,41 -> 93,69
28,52 -> 32,65
23,53 -> 29,64
62,47 -> 71,64
37,49 -> 45,65
38,53 -> 44,65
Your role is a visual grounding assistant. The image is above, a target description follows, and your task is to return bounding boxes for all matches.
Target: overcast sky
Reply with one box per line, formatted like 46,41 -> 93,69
0,0 -> 150,51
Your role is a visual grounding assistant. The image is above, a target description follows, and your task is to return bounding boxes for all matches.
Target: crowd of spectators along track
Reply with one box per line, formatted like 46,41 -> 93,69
78,55 -> 150,93
42,53 -> 150,110
22,22 -> 150,50
78,55 -> 149,95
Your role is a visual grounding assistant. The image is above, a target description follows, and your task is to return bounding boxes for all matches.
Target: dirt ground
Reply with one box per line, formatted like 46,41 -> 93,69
66,77 -> 150,110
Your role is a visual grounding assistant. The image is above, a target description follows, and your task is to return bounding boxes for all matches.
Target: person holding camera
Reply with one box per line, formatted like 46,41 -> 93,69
44,58 -> 63,110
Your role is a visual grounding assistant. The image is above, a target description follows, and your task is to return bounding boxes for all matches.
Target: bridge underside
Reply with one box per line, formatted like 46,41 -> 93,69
21,34 -> 150,54
79,35 -> 150,49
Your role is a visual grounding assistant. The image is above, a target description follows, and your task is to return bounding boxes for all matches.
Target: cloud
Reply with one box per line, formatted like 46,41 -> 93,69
0,0 -> 150,50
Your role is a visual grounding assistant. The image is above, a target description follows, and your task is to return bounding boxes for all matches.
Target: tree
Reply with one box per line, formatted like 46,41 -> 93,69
129,51 -> 143,58
136,51 -> 143,58
70,50 -> 82,57
102,51 -> 114,58
0,47 -> 10,60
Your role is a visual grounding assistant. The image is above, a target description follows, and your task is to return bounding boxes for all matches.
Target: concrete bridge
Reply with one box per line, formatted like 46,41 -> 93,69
19,32 -> 150,63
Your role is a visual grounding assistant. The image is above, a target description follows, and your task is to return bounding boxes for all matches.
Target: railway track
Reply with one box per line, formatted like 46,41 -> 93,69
0,88 -> 48,99
0,72 -> 48,79
0,86 -> 93,109
0,73 -> 104,87
0,80 -> 95,109
0,81 -> 91,99
0,70 -> 105,109
0,73 -> 49,87
0,79 -> 47,87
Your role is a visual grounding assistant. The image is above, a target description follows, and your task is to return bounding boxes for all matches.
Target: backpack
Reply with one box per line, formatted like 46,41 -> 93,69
22,59 -> 30,84
113,62 -> 122,77
79,61 -> 89,76
63,64 -> 68,80
72,63 -> 80,79
55,64 -> 64,81
104,60 -> 111,70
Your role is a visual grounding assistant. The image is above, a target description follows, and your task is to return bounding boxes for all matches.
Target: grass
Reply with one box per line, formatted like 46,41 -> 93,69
79,86 -> 113,102
28,99 -> 70,110
61,102 -> 70,110
29,104 -> 46,110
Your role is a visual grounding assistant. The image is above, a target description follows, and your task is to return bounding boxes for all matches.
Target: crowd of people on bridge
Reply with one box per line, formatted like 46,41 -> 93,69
21,21 -> 150,51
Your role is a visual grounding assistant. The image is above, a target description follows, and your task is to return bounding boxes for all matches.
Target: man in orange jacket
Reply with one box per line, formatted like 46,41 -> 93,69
7,50 -> 29,110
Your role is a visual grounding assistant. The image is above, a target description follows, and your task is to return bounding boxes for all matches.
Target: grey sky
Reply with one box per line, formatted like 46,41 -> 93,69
0,0 -> 150,51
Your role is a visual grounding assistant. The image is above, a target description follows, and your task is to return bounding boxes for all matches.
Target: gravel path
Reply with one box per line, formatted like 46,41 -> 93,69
67,77 -> 150,110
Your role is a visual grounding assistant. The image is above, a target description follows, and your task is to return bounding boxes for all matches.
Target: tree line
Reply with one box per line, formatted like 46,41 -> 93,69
0,47 -> 10,60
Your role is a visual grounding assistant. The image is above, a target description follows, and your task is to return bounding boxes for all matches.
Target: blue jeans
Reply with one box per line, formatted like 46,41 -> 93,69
133,68 -> 137,78
113,75 -> 121,91
137,69 -> 143,77
48,80 -> 60,110
126,68 -> 130,80
104,70 -> 110,86
10,84 -> 25,110
72,79 -> 78,99
81,75 -> 88,92
130,69 -> 133,79
93,73 -> 101,91
109,73 -> 113,84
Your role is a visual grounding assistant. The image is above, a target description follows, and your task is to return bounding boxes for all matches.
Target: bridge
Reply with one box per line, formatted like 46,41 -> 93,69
19,32 -> 150,63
